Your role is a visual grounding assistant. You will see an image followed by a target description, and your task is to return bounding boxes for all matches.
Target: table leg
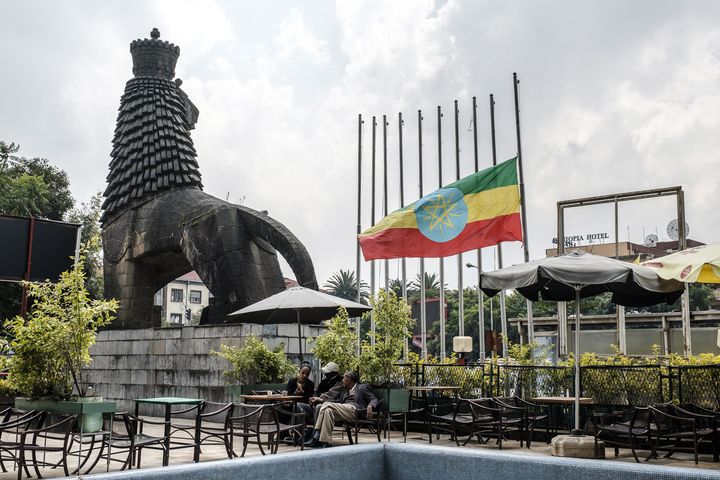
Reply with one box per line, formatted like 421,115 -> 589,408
193,408 -> 201,462
163,406 -> 171,467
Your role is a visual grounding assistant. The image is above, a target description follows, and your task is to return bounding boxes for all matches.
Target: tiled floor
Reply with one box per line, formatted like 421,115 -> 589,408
1,419 -> 719,479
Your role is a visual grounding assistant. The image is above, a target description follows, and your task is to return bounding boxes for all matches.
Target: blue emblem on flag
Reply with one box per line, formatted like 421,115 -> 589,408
415,188 -> 468,242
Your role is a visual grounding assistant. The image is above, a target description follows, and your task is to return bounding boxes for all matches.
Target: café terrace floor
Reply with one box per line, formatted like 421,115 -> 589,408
3,418 -> 720,479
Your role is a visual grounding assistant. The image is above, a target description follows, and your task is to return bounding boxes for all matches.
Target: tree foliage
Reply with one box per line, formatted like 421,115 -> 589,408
310,306 -> 359,374
210,336 -> 297,385
4,237 -> 118,400
359,290 -> 413,385
66,192 -> 104,299
323,269 -> 369,304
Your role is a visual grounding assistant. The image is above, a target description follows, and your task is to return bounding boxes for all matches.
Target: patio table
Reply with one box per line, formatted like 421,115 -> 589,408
134,397 -> 204,466
531,396 -> 594,434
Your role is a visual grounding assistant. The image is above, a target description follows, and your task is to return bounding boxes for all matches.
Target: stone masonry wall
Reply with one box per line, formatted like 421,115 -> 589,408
85,323 -> 323,416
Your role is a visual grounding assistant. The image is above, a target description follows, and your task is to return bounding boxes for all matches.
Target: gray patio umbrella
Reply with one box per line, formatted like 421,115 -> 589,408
228,286 -> 371,361
480,251 -> 684,434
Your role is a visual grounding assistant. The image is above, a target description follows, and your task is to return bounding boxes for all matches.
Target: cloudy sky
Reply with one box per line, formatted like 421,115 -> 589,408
2,0 -> 720,290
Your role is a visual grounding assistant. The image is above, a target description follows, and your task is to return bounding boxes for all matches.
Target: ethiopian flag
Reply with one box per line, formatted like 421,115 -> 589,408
359,157 -> 523,261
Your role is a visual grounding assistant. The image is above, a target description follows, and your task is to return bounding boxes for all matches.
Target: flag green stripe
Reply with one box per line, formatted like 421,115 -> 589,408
447,157 -> 517,195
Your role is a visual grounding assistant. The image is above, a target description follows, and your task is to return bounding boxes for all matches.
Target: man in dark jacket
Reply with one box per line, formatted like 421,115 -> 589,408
316,362 -> 342,396
305,371 -> 377,448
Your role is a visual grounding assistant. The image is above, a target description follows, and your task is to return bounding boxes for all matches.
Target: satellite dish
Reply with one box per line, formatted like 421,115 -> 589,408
644,233 -> 658,247
666,219 -> 690,241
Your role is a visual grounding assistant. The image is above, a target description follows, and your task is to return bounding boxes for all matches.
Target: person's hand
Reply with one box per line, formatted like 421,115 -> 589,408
296,384 -> 304,393
366,405 -> 373,419
309,396 -> 321,405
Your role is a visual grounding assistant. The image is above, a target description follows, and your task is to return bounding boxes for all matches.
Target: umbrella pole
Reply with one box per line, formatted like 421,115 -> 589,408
297,310 -> 303,362
574,286 -> 581,435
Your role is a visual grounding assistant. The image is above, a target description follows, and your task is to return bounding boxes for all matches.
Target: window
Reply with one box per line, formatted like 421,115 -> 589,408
170,313 -> 183,324
190,290 -> 202,304
170,288 -> 183,302
154,290 -> 164,306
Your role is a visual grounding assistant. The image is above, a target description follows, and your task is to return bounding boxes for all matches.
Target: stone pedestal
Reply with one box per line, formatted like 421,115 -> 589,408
551,434 -> 604,459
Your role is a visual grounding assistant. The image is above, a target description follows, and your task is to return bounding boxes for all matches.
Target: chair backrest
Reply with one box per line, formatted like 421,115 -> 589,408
232,403 -> 274,431
202,401 -> 234,425
375,389 -> 410,413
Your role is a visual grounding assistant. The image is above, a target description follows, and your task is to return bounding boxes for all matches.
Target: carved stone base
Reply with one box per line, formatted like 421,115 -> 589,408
551,434 -> 605,459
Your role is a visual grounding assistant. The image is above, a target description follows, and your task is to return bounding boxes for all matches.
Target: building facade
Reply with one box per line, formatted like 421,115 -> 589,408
154,271 -> 211,326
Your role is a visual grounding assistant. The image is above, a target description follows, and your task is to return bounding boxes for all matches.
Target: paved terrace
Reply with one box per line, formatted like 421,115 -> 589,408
2,418 -> 720,479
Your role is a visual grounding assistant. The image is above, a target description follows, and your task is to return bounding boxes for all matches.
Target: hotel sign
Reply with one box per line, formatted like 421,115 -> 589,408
552,232 -> 610,248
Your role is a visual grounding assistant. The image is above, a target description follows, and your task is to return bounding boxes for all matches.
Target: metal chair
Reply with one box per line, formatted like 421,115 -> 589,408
91,412 -> 167,470
170,401 -> 235,459
16,413 -> 77,480
493,396 -> 550,447
0,410 -> 46,475
593,406 -> 653,462
650,404 -> 716,464
230,403 -> 274,457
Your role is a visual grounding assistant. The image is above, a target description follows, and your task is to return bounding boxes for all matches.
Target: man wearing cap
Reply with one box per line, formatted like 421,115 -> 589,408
305,371 -> 377,448
316,362 -> 342,396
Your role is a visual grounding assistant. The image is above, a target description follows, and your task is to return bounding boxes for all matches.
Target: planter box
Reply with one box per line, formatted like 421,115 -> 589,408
226,383 -> 287,401
15,397 -> 117,433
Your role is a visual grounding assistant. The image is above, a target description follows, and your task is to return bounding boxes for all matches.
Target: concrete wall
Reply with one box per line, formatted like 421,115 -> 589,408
85,323 -> 323,415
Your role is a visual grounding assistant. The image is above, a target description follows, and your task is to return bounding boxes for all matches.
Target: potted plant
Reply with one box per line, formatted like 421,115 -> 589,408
211,335 -> 297,398
359,290 -> 413,412
310,306 -> 359,374
4,237 -> 118,432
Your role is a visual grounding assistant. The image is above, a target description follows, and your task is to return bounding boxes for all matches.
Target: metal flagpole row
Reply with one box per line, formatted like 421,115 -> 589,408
355,114 -> 363,356
382,115 -> 389,294
490,93 -> 509,358
472,96 -> 485,361
513,72 -> 535,352
454,100 -> 464,339
370,116 -> 377,347
437,105 -> 446,360
398,112 -> 408,361
418,109 -> 427,360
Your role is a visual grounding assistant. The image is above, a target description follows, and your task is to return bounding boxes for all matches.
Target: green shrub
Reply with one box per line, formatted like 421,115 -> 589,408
211,336 -> 296,385
309,306 -> 358,374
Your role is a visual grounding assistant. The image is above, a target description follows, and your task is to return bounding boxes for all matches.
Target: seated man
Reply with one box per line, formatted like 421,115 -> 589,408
316,362 -> 342,396
304,371 -> 377,448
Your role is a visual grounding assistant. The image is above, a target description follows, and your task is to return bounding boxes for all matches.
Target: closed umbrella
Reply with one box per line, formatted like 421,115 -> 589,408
228,286 -> 371,360
480,251 -> 684,434
643,242 -> 720,283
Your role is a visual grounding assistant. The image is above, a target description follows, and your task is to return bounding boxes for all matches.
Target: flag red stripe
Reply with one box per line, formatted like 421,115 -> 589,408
359,213 -> 523,261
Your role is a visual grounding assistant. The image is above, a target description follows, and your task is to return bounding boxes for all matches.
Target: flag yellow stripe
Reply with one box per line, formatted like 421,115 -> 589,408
360,184 -> 520,237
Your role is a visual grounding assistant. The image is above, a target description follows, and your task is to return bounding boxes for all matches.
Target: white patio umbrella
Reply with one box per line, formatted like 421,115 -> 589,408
228,286 -> 371,360
480,251 -> 684,434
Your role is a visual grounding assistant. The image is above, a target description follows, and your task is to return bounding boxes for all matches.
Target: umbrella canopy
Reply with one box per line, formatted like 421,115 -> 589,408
643,243 -> 720,284
481,250 -> 684,307
228,286 -> 372,361
479,250 -> 684,435
228,286 -> 371,324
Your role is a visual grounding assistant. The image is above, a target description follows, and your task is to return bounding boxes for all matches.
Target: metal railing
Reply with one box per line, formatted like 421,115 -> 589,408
394,362 -> 720,408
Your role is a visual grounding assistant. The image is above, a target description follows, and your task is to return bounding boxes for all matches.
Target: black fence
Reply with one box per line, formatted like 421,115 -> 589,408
394,362 -> 720,408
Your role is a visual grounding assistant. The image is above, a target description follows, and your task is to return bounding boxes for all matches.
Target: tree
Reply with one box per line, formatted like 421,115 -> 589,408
66,192 -> 104,299
310,307 -> 359,374
323,270 -> 369,304
388,278 -> 410,298
408,272 -> 442,299
2,156 -> 73,220
5,238 -> 118,399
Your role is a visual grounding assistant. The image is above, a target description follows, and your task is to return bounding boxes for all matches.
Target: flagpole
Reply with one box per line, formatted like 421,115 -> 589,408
383,115 -> 389,295
370,116 -> 377,347
355,114 -> 363,357
437,105 -> 446,360
455,99 -> 464,339
490,94 -> 508,359
513,72 -> 535,351
472,96 -> 485,361
399,112 -> 408,361
418,109 -> 427,360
